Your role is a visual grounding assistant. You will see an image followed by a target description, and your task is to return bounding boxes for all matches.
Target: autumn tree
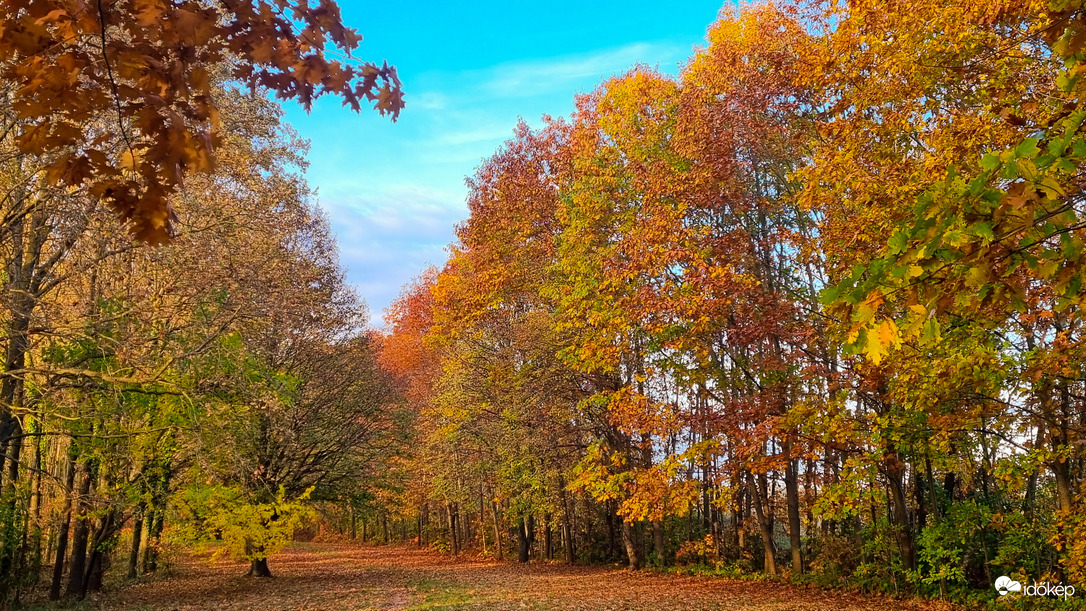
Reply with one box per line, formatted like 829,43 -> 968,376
0,0 -> 403,243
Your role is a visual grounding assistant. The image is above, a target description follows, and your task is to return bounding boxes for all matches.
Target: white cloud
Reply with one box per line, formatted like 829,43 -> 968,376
480,42 -> 685,98
412,91 -> 448,110
319,188 -> 465,318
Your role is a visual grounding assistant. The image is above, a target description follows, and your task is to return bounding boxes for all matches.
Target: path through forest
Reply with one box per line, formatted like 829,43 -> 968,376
73,543 -> 954,610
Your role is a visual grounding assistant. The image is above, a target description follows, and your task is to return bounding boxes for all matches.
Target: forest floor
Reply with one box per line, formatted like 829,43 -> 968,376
28,542 -> 958,611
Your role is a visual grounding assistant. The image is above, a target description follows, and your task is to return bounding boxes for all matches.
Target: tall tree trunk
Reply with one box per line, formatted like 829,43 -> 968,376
127,507 -> 144,579
145,504 -> 165,573
49,456 -> 76,600
349,505 -> 357,540
748,473 -> 776,577
446,505 -> 458,555
1053,378 -> 1076,514
83,510 -> 117,599
141,508 -> 155,573
560,484 -> 575,564
66,463 -> 94,597
736,481 -> 746,557
478,487 -> 486,554
1024,424 -> 1044,515
543,515 -> 552,561
621,518 -> 642,570
784,439 -> 802,574
517,515 -> 530,563
652,520 -> 666,566
491,501 -> 503,560
606,502 -> 616,561
884,445 -> 916,571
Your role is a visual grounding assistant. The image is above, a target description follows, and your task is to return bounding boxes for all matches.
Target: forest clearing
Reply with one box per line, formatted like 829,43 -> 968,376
28,542 -> 950,611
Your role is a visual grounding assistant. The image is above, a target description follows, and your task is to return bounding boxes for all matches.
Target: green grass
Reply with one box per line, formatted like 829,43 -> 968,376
406,578 -> 476,610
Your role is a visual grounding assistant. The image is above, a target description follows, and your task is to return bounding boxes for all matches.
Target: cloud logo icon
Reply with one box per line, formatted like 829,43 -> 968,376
995,576 -> 1023,596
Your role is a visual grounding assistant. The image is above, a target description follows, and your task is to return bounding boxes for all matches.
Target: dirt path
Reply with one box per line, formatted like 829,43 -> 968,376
61,543 -> 950,611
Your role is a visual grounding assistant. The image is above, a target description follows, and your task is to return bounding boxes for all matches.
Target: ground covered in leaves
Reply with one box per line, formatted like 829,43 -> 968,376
33,543 -> 957,610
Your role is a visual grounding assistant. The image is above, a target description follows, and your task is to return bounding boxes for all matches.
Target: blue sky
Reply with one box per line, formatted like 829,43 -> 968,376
281,0 -> 728,323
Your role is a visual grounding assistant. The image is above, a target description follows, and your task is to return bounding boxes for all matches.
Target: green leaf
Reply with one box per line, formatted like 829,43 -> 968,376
971,222 -> 995,243
1015,137 -> 1040,159
888,230 -> 909,255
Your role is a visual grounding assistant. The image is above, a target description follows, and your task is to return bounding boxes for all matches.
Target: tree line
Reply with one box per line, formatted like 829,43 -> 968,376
0,0 -> 405,599
374,1 -> 1086,604
0,84 -> 403,603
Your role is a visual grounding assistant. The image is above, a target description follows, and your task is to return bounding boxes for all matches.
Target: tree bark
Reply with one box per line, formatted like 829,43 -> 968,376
127,511 -> 144,579
492,501 -> 503,560
560,485 -> 575,564
245,539 -> 272,577
65,462 -> 94,597
884,446 -> 916,571
145,504 -> 165,573
784,440 -> 802,574
446,505 -> 458,555
621,518 -> 642,569
652,520 -> 666,566
248,558 -> 272,577
516,516 -> 534,564
606,502 -> 616,561
49,456 -> 76,600
748,473 -> 776,577
543,515 -> 553,561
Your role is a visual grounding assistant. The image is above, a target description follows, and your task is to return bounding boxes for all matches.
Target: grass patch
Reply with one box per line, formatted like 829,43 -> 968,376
406,578 -> 476,610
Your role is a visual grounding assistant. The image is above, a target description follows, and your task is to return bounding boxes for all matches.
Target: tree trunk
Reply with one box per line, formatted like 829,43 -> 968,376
606,502 -> 616,561
127,512 -> 144,579
79,509 -> 117,599
492,501 -> 503,560
543,516 -> 552,561
246,539 -> 272,577
28,416 -> 44,563
49,456 -> 77,600
621,518 -> 642,569
652,520 -> 666,566
884,446 -> 916,571
145,504 -> 165,573
65,463 -> 94,597
84,548 -> 104,596
446,505 -> 458,555
736,481 -> 746,557
784,440 -> 802,574
559,481 -> 575,564
562,519 -> 575,564
248,557 -> 272,577
479,487 -> 486,555
141,508 -> 155,573
517,515 -> 530,563
748,473 -> 776,577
